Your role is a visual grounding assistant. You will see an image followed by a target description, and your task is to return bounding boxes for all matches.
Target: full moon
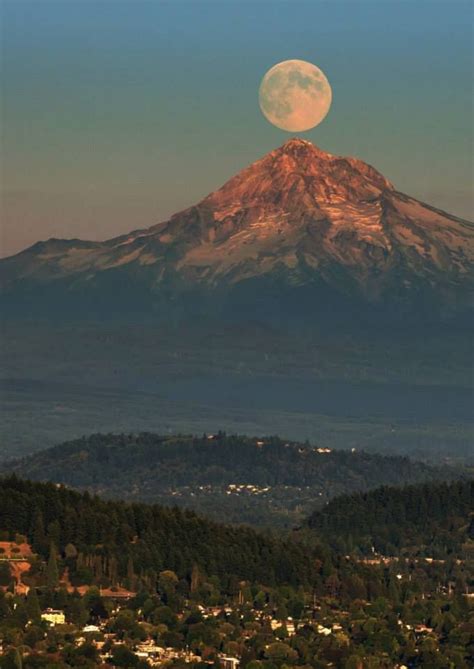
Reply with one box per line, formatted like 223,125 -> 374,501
259,59 -> 332,132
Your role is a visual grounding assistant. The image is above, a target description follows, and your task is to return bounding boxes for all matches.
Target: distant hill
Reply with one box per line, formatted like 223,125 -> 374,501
1,432 -> 454,528
306,479 -> 474,557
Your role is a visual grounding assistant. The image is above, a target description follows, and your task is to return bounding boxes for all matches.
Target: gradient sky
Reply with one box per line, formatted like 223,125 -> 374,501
1,0 -> 472,257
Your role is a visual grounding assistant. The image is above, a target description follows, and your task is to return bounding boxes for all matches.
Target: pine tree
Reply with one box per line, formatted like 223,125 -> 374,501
46,543 -> 59,589
47,520 -> 61,550
108,555 -> 118,585
191,564 -> 201,592
31,511 -> 47,555
26,587 -> 41,623
126,556 -> 138,591
93,555 -> 103,580
69,595 -> 88,626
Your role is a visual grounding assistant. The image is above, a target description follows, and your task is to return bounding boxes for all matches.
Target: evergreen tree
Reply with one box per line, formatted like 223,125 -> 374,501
46,543 -> 59,589
26,587 -> 41,623
31,511 -> 47,555
68,595 -> 88,626
127,556 -> 137,591
191,564 -> 201,592
47,520 -> 61,550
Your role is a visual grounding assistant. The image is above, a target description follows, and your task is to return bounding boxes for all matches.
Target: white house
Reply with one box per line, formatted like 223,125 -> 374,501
41,609 -> 65,626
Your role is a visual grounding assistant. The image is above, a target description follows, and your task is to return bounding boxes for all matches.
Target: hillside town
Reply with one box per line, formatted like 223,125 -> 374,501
0,532 -> 472,669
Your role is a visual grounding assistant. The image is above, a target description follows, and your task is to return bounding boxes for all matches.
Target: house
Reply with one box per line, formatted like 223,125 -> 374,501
41,609 -> 65,626
220,657 -> 240,669
83,624 -> 100,633
414,624 -> 433,635
317,624 -> 332,636
136,642 -> 165,658
99,586 -> 136,600
286,618 -> 296,635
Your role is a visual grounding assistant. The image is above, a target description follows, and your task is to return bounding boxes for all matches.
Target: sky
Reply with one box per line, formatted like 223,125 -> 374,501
1,0 -> 472,257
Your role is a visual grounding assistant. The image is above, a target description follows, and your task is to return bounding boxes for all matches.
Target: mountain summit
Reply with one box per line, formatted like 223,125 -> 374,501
1,139 -> 472,319
205,138 -> 394,211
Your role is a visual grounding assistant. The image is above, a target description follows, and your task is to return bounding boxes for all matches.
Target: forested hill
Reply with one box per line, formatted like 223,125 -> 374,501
0,476 -> 315,588
1,432 -> 451,528
306,479 -> 474,557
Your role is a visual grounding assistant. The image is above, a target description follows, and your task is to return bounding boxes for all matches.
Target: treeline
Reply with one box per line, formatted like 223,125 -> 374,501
307,479 -> 474,556
1,432 -> 450,528
0,477 -> 472,617
0,476 -> 317,590
0,479 -> 473,669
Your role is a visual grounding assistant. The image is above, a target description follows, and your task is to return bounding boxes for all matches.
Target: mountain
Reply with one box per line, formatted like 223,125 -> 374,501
1,432 -> 453,528
1,138 -> 472,320
1,141 -> 472,466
